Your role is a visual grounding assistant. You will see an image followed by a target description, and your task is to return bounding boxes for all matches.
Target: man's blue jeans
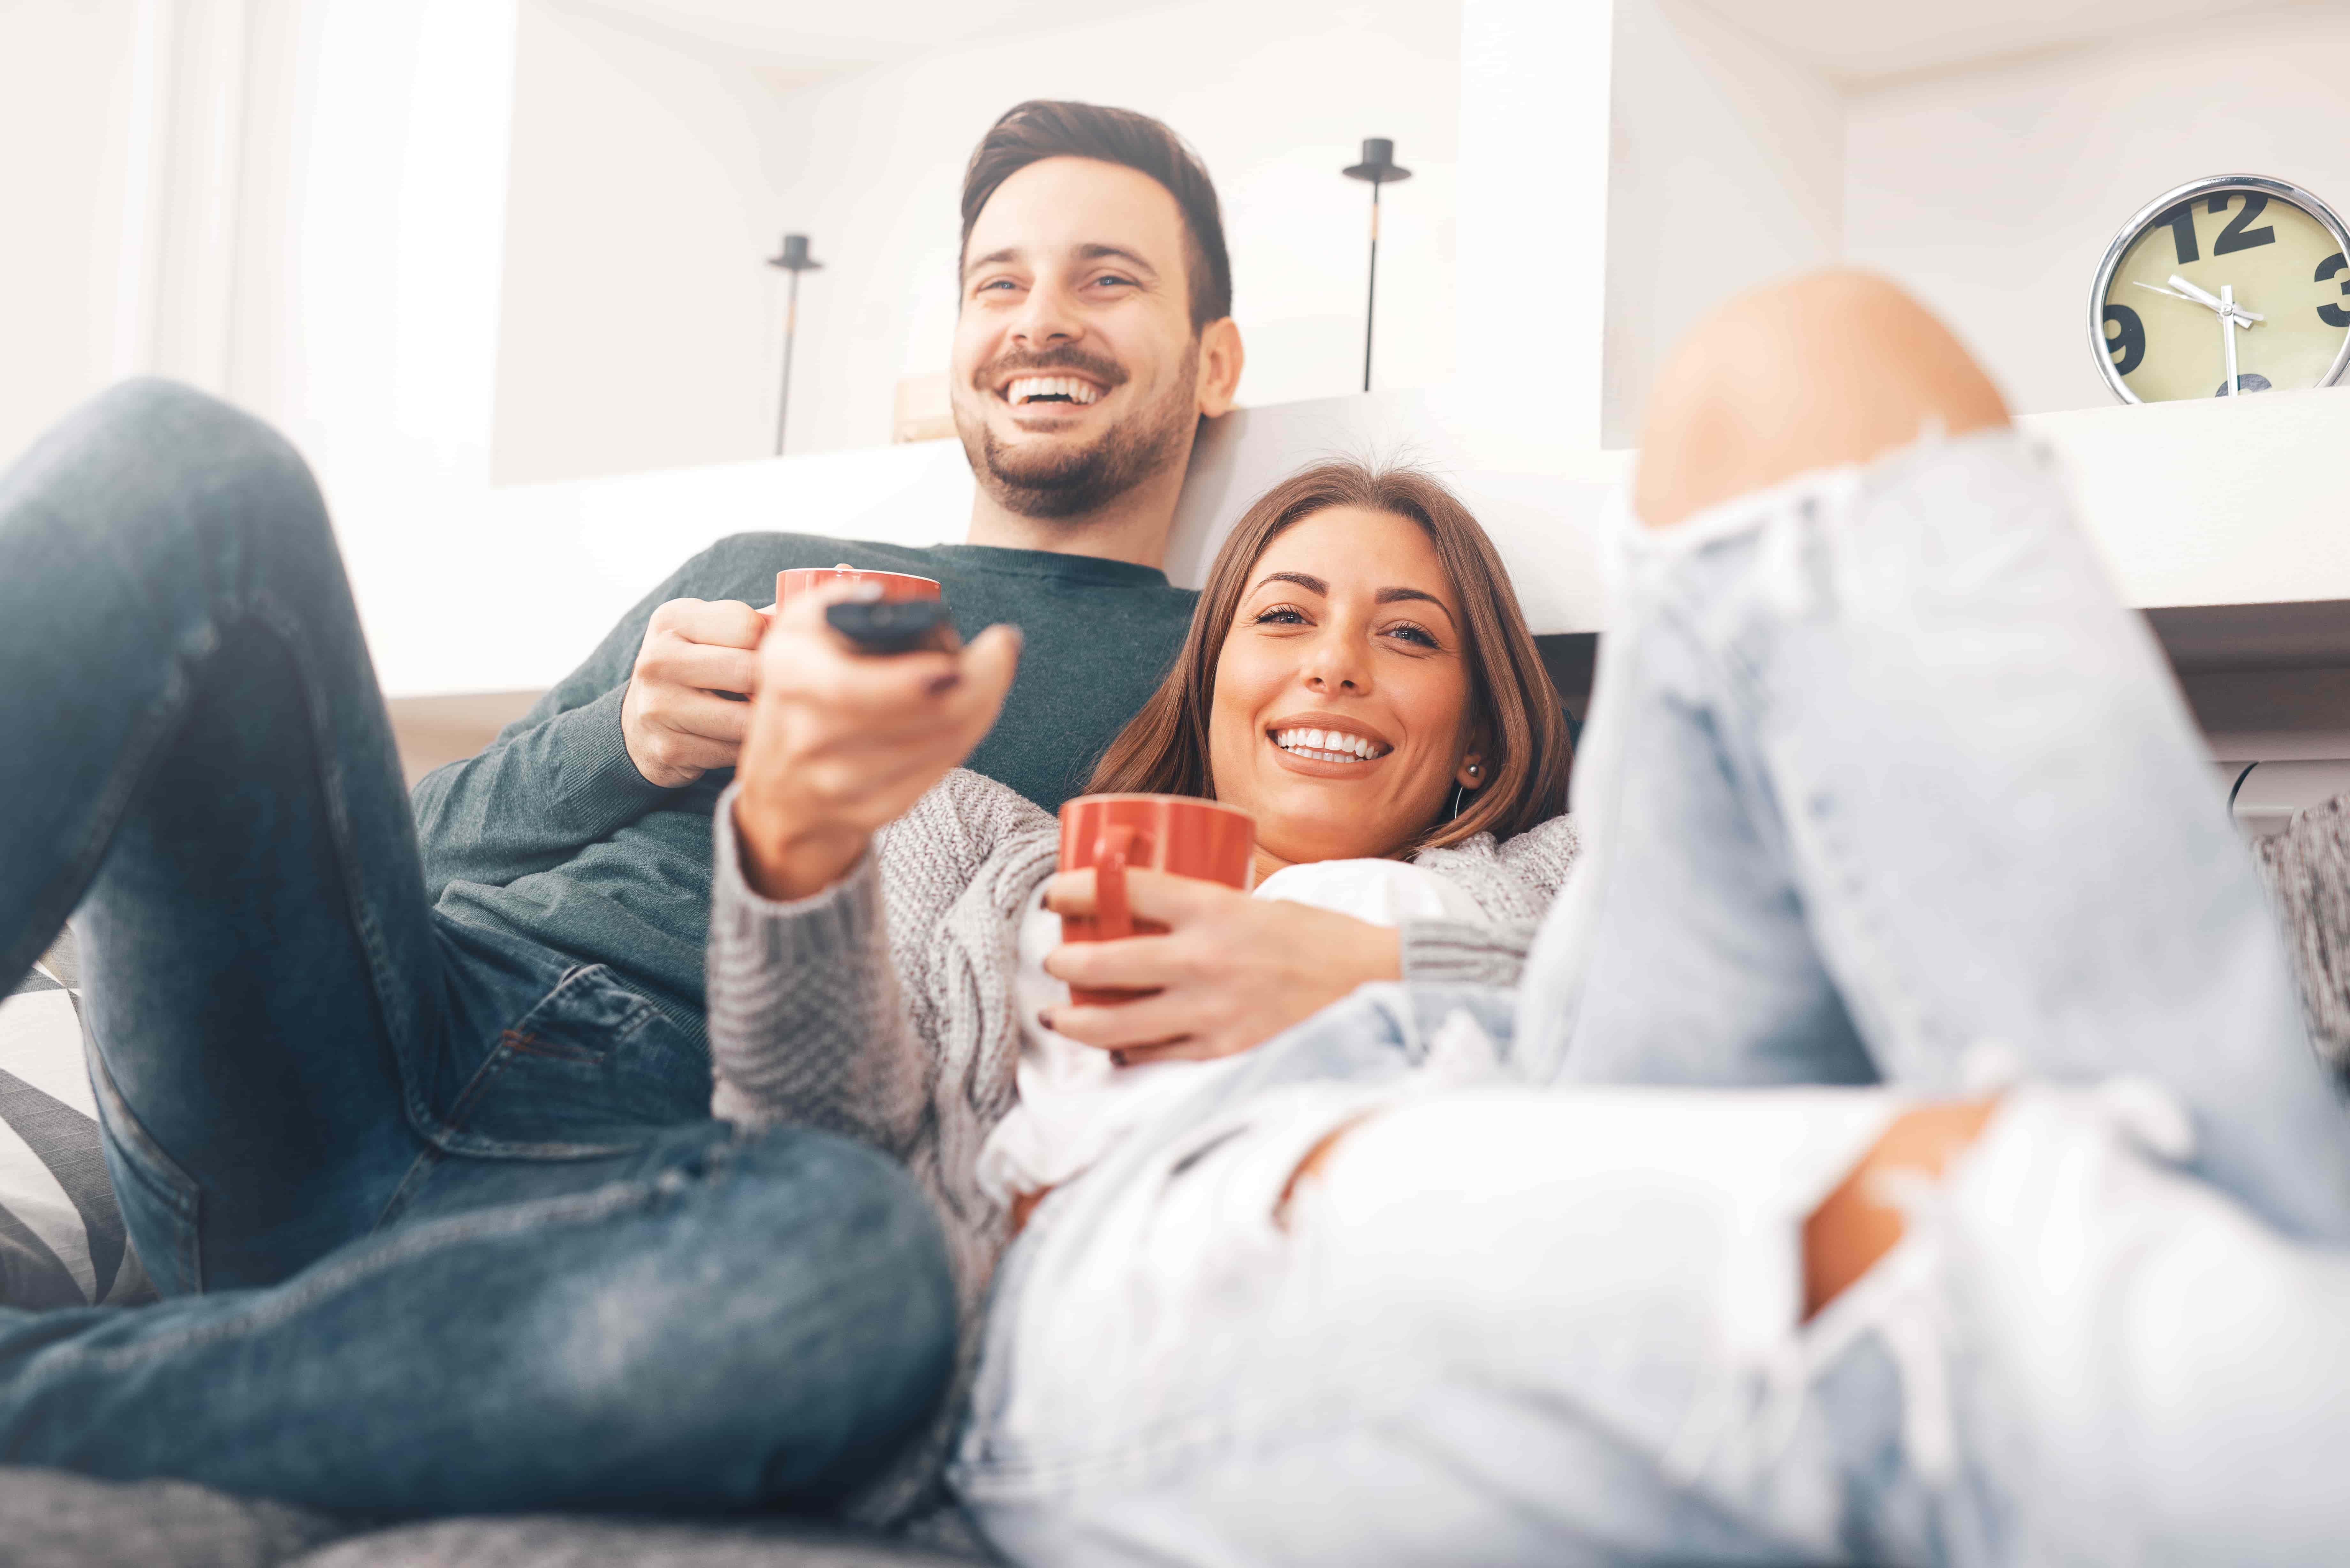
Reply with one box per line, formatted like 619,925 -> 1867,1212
0,382 -> 955,1515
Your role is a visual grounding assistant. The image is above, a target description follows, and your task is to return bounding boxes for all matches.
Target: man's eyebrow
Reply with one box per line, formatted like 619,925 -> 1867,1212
1075,243 -> 1159,278
1255,571 -> 1327,596
964,246 -> 1022,275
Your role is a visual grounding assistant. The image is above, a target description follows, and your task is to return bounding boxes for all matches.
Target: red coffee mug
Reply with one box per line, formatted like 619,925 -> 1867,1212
775,565 -> 942,607
1057,794 -> 1255,1006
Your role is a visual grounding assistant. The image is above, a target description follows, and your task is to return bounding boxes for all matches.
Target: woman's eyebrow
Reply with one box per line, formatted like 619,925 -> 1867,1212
1254,571 -> 1328,596
1377,586 -> 1456,622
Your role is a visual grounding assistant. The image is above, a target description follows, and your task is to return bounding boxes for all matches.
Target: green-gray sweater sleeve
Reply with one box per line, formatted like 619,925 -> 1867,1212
409,561 -> 691,901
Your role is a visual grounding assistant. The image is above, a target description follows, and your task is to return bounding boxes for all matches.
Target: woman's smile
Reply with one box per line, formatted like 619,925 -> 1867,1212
1265,714 -> 1394,769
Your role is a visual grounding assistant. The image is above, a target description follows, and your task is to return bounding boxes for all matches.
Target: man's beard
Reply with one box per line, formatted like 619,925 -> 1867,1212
957,343 -> 1198,523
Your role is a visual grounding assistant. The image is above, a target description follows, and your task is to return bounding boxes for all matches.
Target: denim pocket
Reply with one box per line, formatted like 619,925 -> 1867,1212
434,965 -> 710,1159
86,1043 -> 203,1297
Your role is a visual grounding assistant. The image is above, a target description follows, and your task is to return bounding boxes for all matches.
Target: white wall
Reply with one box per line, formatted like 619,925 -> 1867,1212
3,0 -> 529,691
745,0 -> 1462,459
490,1 -> 798,485
1602,0 -> 1843,445
1843,4 -> 2350,416
0,1 -> 145,464
1455,0 -> 1613,452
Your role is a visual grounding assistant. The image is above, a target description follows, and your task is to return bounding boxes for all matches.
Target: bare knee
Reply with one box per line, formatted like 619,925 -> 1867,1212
1275,1113 -> 1381,1228
1634,268 -> 2009,530
1802,1096 -> 2000,1320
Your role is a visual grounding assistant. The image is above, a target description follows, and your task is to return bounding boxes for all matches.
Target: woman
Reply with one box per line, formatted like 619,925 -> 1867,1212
719,271 -> 2350,1565
709,460 -> 1578,1518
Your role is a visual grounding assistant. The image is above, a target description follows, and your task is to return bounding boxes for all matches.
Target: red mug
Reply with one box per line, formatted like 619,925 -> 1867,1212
1057,794 -> 1255,1006
775,565 -> 942,607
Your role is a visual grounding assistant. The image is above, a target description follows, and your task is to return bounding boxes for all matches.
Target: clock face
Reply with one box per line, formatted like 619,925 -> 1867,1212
2096,181 -> 2350,402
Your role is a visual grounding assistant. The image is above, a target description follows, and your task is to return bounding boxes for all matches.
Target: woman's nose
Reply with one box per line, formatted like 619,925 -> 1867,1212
1300,635 -> 1368,693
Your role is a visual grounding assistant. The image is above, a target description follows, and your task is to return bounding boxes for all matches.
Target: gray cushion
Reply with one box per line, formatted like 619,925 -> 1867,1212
0,929 -> 152,1308
0,1467 -> 344,1568
2255,792 -> 2350,1080
0,1466 -> 985,1568
290,1515 -> 985,1567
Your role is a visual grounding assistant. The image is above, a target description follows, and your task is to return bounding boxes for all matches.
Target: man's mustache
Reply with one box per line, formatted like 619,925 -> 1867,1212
972,346 -> 1130,395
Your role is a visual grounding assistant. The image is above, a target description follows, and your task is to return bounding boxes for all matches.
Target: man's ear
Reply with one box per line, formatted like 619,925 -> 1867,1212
1194,317 -> 1244,418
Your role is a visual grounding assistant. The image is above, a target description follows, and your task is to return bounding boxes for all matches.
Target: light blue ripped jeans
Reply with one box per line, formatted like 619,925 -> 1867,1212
952,430 -> 2350,1565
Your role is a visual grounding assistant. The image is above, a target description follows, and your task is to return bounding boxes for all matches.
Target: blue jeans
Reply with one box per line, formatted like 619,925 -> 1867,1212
0,382 -> 954,1514
959,432 -> 2350,1564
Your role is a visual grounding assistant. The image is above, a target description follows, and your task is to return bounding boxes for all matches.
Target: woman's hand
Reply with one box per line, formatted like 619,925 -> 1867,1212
1040,870 -> 1402,1063
732,587 -> 1020,900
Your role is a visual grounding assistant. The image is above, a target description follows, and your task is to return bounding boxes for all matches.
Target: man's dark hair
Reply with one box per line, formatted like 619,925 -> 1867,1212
959,100 -> 1232,331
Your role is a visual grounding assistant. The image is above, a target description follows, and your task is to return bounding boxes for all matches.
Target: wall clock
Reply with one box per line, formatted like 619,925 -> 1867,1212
2091,174 -> 2350,403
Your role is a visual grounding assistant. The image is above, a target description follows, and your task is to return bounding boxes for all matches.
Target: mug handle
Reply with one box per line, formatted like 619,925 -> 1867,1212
1092,825 -> 1141,941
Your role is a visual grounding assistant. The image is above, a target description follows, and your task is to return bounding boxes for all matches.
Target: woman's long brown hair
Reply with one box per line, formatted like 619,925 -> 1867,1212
1084,460 -> 1570,854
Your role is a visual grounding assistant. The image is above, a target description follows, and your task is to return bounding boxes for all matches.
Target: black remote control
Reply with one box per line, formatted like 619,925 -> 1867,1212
826,599 -> 953,654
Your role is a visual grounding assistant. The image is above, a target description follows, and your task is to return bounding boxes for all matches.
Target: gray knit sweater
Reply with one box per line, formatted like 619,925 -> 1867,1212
704,767 -> 1581,1525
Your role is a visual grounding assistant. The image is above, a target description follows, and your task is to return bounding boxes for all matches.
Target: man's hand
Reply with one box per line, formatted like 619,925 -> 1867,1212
620,599 -> 767,788
732,586 -> 1020,900
1040,871 -> 1402,1063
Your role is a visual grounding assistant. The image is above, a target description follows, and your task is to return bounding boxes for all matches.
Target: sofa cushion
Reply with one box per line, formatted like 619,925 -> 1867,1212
0,930 -> 152,1308
0,1467 -> 344,1568
289,1515 -> 983,1567
2255,792 -> 2350,1079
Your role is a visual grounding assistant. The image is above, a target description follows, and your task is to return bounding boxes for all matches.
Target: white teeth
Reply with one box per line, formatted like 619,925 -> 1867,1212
1272,727 -> 1385,762
1006,376 -> 1101,406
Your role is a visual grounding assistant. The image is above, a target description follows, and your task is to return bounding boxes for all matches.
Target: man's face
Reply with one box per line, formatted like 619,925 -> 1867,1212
952,156 -> 1208,521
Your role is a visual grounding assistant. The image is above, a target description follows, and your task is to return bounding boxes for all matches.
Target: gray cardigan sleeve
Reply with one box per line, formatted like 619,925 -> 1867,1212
1399,813 -> 1582,989
703,769 -> 1058,1184
705,790 -> 929,1156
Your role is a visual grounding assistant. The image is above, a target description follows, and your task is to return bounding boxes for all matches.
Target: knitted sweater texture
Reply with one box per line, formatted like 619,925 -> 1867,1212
704,768 -> 1580,1526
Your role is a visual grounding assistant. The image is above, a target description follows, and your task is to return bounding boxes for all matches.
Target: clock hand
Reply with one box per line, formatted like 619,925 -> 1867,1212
2168,274 -> 2227,311
2165,273 -> 2265,323
2223,283 -> 2241,397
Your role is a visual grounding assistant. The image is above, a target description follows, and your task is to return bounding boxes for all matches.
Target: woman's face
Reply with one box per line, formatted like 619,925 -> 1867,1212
1208,505 -> 1482,872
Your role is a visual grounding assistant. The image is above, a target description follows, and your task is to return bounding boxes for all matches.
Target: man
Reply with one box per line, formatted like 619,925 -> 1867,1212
419,98 -> 1249,1058
0,100 -> 1238,1519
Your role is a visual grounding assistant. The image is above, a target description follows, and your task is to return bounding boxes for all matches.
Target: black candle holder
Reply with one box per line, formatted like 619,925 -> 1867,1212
1341,138 -> 1412,393
765,233 -> 825,455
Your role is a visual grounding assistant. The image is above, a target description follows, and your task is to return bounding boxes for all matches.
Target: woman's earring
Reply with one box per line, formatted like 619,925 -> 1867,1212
1449,760 -> 1483,819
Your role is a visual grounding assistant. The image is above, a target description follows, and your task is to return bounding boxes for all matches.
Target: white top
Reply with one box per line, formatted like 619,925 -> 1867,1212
974,856 -> 1491,1205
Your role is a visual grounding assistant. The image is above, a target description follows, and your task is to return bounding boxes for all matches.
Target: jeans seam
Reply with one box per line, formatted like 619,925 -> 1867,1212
246,590 -> 441,1147
8,617 -> 213,1005
370,1142 -> 446,1235
85,1037 -> 204,1294
44,1170 -> 684,1378
1697,524 -> 1932,1081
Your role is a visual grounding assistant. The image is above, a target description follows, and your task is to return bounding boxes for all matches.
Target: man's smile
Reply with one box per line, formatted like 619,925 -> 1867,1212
999,374 -> 1104,407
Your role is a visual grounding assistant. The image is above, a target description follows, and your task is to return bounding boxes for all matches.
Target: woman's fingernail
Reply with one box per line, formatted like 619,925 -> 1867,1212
1110,1051 -> 1129,1068
1036,1010 -> 1053,1030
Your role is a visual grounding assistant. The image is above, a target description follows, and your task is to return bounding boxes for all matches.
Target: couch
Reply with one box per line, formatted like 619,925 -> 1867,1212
5,795 -> 2347,1565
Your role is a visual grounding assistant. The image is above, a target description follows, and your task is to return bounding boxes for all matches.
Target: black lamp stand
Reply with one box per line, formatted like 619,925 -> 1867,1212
766,233 -> 824,456
1341,138 -> 1412,392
